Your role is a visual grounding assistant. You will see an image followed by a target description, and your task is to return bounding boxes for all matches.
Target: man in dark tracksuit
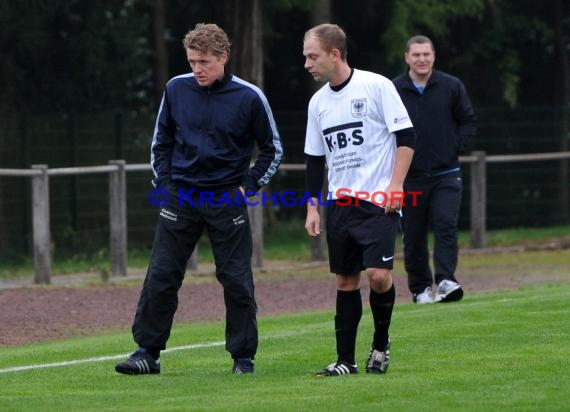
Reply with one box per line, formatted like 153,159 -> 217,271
115,23 -> 283,375
393,35 -> 476,304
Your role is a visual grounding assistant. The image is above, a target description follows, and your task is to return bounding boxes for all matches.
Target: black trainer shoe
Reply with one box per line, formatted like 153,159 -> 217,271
366,339 -> 390,374
232,358 -> 255,374
315,361 -> 359,377
115,349 -> 160,375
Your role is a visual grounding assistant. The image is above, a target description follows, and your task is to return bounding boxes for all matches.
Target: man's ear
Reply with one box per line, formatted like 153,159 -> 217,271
331,48 -> 341,61
219,51 -> 229,65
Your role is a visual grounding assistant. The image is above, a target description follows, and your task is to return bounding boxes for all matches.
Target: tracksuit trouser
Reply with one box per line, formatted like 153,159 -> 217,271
132,186 -> 258,359
402,173 -> 463,294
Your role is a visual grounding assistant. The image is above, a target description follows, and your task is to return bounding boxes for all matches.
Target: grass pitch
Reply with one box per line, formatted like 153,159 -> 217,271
1,283 -> 569,411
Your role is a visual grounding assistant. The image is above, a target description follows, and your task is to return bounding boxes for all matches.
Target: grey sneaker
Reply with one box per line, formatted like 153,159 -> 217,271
365,339 -> 390,374
413,286 -> 433,304
435,280 -> 464,302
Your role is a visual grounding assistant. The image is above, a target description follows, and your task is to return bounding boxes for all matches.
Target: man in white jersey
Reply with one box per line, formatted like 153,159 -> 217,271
303,23 -> 415,376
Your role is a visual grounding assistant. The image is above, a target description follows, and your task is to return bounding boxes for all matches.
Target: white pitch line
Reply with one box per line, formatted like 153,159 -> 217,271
0,328 -> 322,375
0,341 -> 225,374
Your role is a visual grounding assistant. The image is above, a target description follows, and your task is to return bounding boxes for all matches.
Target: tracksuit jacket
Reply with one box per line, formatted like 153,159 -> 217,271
151,69 -> 283,191
392,70 -> 476,178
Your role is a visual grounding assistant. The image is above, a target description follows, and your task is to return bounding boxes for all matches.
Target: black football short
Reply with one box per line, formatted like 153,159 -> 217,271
326,199 -> 398,275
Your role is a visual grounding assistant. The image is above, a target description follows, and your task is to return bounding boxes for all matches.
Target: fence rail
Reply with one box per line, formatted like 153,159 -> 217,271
1,151 -> 569,284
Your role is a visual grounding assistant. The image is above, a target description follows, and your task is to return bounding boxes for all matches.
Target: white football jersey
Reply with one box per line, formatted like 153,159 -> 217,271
304,69 -> 413,199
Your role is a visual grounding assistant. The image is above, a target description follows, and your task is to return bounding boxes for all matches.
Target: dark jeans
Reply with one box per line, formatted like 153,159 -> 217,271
132,186 -> 258,359
402,173 -> 462,294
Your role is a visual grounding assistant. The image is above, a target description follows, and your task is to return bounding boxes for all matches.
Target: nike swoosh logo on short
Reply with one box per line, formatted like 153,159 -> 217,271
382,256 -> 394,262
233,215 -> 243,222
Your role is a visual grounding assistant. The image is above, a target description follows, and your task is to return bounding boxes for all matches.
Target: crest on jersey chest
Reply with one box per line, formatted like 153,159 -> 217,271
351,98 -> 367,118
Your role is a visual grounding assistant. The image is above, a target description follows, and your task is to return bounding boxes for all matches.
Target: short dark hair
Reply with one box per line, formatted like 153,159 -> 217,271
304,23 -> 347,61
406,35 -> 434,52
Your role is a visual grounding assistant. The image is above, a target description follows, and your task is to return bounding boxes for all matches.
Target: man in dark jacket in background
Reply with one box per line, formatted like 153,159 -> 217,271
115,23 -> 283,375
393,35 -> 476,304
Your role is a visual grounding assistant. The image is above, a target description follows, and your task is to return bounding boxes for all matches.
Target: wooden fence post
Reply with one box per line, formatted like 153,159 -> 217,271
31,164 -> 51,284
470,151 -> 487,248
109,160 -> 127,277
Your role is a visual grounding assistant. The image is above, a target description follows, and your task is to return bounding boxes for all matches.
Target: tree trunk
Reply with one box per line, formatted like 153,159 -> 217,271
311,0 -> 332,25
152,0 -> 169,107
308,0 -> 332,95
307,0 -> 332,260
554,0 -> 569,222
553,0 -> 569,108
213,0 -> 263,87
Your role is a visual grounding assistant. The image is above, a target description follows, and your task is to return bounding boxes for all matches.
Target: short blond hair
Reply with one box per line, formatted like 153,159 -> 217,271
183,23 -> 231,57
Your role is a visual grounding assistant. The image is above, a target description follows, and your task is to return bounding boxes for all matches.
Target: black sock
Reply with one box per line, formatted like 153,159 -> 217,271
335,289 -> 362,365
369,284 -> 395,350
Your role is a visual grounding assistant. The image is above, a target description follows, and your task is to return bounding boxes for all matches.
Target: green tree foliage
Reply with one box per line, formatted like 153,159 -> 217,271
0,0 -> 567,114
381,0 -> 568,108
0,0 -> 151,114
382,0 -> 485,68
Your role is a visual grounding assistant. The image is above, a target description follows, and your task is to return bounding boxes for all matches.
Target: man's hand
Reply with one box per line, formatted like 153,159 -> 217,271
384,183 -> 404,215
305,202 -> 321,236
385,145 -> 413,214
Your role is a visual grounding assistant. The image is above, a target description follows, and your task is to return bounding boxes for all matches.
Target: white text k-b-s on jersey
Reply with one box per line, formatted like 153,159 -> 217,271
304,69 -> 413,199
